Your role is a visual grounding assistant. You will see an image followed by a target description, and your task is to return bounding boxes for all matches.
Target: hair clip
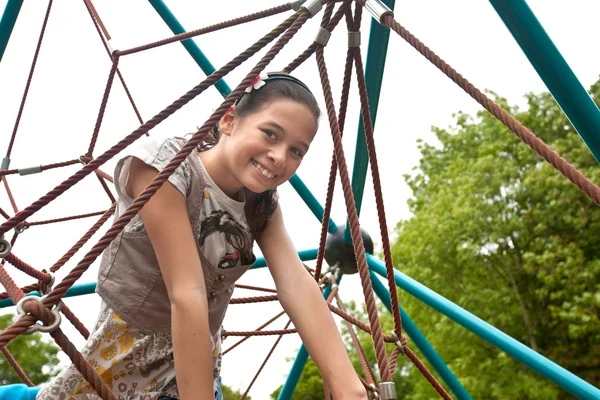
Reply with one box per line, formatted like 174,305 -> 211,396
245,74 -> 268,93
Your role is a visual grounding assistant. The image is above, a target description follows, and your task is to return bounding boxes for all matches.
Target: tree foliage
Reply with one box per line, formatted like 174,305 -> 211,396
271,78 -> 600,399
391,79 -> 600,398
0,313 -> 61,385
221,383 -> 251,400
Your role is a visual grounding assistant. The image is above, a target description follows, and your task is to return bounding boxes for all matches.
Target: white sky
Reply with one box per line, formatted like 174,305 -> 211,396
1,1 -> 599,398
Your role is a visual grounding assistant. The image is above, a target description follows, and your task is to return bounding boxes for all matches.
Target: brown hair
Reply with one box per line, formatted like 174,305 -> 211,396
199,73 -> 320,234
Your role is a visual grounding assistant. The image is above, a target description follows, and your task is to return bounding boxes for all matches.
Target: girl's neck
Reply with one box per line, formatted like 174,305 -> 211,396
197,148 -> 243,199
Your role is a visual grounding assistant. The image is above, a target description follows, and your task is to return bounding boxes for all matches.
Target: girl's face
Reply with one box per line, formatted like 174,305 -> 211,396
219,98 -> 318,194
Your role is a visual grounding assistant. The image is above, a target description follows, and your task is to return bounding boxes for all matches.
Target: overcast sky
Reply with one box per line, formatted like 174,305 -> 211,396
1,1 -> 599,398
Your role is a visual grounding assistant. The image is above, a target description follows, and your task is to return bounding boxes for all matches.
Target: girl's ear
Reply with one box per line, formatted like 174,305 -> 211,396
219,106 -> 237,137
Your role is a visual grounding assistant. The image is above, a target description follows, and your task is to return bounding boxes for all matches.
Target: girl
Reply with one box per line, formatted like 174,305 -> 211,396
35,73 -> 367,399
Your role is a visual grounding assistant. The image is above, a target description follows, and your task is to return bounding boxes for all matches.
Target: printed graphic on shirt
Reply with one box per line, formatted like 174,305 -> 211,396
198,210 -> 255,269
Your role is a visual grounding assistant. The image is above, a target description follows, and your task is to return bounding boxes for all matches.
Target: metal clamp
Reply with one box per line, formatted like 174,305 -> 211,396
391,330 -> 406,356
364,0 -> 393,23
290,0 -> 307,10
16,295 -> 63,335
348,31 -> 361,48
18,165 -> 42,176
14,222 -> 30,234
0,235 -> 11,258
1,157 -> 10,170
78,155 -> 92,164
40,269 -> 55,294
379,382 -> 397,400
301,0 -> 323,17
314,27 -> 331,46
367,384 -> 380,399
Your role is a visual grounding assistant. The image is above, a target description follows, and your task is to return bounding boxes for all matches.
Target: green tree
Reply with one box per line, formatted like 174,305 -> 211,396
0,313 -> 61,385
391,80 -> 600,398
221,383 -> 251,400
270,359 -> 325,400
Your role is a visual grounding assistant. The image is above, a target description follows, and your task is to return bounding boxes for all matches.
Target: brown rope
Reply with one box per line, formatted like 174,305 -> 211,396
223,328 -> 298,337
404,346 -> 452,400
6,0 -> 53,159
2,177 -> 19,213
0,11 -> 300,236
315,45 -> 391,381
223,311 -> 286,355
4,253 -> 51,282
27,210 -> 107,227
95,172 -> 116,203
0,10 -> 309,350
381,14 -> 600,207
314,1 -> 361,283
240,319 -> 293,399
82,0 -> 111,40
121,3 -> 293,56
230,295 -> 279,304
1,347 -> 34,386
352,37 -> 403,338
81,0 -> 144,128
61,302 -> 90,339
234,283 -> 277,293
336,292 -> 376,386
0,159 -> 80,177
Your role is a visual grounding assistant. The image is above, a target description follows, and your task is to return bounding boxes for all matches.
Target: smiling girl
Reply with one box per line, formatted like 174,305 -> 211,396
34,73 -> 367,400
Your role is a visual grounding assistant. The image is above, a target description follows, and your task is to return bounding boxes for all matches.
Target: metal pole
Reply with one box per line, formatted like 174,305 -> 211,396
367,255 -> 600,400
344,0 -> 395,243
0,0 -> 23,63
278,280 -> 339,399
489,0 -> 600,164
369,270 -> 472,400
289,175 -> 337,233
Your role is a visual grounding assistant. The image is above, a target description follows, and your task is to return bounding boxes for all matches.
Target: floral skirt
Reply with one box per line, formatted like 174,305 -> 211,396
36,302 -> 222,400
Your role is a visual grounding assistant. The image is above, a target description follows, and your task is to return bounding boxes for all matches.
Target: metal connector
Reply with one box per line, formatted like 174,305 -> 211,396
364,0 -> 393,23
0,236 -> 10,258
1,157 -> 10,170
290,0 -> 307,11
18,165 -> 42,176
314,27 -> 331,46
348,31 -> 361,47
378,382 -> 397,400
301,0 -> 323,17
16,296 -> 63,335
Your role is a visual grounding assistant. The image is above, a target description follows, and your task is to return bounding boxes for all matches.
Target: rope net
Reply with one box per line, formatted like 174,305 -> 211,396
1,0 -> 599,399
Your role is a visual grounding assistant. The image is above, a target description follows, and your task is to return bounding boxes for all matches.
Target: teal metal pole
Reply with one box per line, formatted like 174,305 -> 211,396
0,282 -> 97,308
489,0 -> 600,164
278,281 -> 338,399
147,0 -> 230,97
288,175 -> 337,233
369,270 -> 472,400
251,248 -> 318,269
344,0 -> 395,243
0,0 -> 23,63
367,255 -> 600,400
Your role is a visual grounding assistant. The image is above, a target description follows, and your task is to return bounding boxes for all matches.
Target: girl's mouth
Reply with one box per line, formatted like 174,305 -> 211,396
251,159 -> 276,179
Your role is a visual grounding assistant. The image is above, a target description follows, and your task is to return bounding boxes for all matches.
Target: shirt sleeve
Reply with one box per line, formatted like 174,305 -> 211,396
114,136 -> 193,207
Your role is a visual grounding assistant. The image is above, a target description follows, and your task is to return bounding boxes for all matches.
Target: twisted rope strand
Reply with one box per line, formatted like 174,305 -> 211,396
223,310 -> 286,355
0,12 -> 299,235
6,0 -> 53,159
0,159 -> 80,177
381,14 -> 600,206
315,46 -> 391,381
1,347 -> 34,386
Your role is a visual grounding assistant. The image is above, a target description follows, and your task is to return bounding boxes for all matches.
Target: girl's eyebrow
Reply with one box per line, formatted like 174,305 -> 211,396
265,121 -> 310,151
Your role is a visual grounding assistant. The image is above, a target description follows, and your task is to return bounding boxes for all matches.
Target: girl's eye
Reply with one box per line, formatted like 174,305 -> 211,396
291,147 -> 303,158
263,130 -> 277,140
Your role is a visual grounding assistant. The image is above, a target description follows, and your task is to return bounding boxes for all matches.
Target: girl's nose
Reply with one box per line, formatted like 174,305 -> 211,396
268,147 -> 286,169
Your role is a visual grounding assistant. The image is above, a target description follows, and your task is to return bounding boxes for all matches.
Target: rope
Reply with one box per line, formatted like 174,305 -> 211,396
0,6 -> 308,349
351,34 -> 403,338
315,43 -> 392,382
1,347 -> 34,386
240,319 -> 293,399
234,284 -> 277,293
381,14 -> 600,207
120,3 -> 293,56
5,0 -> 53,159
27,210 -> 107,227
314,1 -> 360,283
223,311 -> 286,355
0,159 -> 80,177
0,10 -> 300,235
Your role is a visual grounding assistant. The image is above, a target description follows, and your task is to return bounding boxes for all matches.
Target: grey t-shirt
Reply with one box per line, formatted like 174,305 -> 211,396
96,136 -> 260,335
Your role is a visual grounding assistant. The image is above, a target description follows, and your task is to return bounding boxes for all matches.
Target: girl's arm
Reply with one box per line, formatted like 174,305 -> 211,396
257,206 -> 367,399
127,158 -> 213,399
